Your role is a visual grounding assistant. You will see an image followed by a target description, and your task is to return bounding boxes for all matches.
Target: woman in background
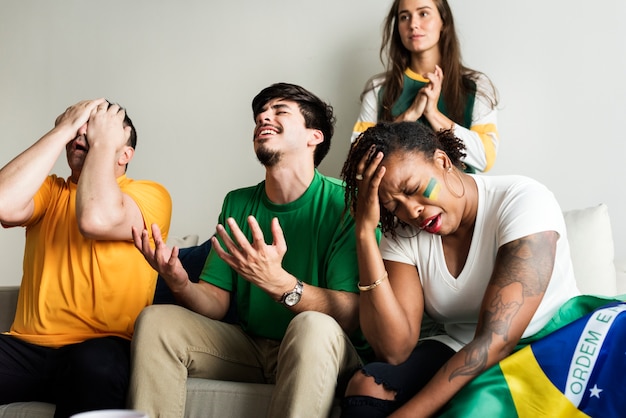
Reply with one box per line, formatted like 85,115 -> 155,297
351,0 -> 499,173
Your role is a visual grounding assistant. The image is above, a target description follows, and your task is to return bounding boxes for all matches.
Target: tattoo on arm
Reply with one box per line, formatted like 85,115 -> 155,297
493,232 -> 557,297
448,232 -> 557,381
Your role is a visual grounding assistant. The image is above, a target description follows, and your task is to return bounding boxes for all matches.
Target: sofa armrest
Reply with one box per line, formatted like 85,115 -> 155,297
563,204 -> 617,296
0,286 -> 19,332
615,259 -> 626,296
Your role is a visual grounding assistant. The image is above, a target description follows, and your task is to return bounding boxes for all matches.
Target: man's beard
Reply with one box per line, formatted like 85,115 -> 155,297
255,144 -> 282,167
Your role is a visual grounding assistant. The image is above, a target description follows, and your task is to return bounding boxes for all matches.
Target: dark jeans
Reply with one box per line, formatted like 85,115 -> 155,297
0,334 -> 130,418
341,339 -> 455,418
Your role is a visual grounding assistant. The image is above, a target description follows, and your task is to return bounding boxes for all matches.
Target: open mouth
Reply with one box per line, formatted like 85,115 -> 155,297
255,123 -> 281,138
420,214 -> 442,234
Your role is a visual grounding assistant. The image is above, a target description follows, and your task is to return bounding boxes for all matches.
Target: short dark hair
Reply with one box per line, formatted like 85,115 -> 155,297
106,100 -> 137,149
124,113 -> 137,149
251,83 -> 335,167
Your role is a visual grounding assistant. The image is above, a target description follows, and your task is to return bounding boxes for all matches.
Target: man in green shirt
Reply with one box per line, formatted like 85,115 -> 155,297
129,83 -> 370,418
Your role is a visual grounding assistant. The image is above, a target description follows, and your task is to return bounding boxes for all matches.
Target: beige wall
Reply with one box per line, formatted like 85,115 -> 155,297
1,0 -> 625,285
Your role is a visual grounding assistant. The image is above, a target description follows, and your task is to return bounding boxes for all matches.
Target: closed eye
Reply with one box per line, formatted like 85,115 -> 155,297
272,103 -> 292,115
404,187 -> 419,196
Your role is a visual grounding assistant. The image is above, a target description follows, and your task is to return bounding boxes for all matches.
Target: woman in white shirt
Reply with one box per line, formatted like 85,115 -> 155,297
339,121 -> 579,417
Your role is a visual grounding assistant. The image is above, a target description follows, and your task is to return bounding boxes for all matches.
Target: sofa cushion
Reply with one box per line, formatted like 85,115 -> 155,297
0,401 -> 54,417
563,203 -> 616,296
0,287 -> 18,332
184,379 -> 341,418
153,239 -> 212,305
167,234 -> 199,249
153,238 -> 239,324
616,259 -> 626,295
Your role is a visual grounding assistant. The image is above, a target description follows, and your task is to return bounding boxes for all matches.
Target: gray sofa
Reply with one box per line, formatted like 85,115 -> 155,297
1,204 -> 624,418
0,233 -> 342,418
0,288 -> 341,418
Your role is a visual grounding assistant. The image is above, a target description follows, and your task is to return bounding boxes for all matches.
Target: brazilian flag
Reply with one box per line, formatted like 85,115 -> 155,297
439,295 -> 626,418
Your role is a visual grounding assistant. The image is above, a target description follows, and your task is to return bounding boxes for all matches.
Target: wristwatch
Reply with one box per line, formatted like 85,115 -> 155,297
280,279 -> 304,307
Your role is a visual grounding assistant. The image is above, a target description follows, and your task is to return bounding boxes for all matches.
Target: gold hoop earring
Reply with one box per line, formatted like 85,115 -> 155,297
444,167 -> 465,198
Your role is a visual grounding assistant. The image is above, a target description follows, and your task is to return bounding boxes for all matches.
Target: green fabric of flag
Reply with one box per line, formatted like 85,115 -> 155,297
438,295 -> 625,418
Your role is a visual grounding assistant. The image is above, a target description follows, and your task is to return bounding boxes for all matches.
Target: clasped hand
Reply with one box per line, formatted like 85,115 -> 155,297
397,65 -> 444,122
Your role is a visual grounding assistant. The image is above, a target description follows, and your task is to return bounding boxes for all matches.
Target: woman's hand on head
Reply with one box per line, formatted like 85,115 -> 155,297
355,147 -> 386,232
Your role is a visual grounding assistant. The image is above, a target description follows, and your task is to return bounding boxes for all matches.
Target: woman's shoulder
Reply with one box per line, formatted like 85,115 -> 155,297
360,72 -> 386,93
358,72 -> 387,102
463,69 -> 492,84
474,174 -> 554,203
474,173 -> 542,186
366,71 -> 387,85
463,70 -> 498,102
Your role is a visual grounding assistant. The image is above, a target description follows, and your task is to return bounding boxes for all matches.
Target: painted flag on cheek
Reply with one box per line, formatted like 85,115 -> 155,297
438,295 -> 626,418
423,178 -> 440,201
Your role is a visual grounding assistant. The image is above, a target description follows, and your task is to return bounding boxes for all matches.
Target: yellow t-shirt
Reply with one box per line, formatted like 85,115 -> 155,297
7,174 -> 172,347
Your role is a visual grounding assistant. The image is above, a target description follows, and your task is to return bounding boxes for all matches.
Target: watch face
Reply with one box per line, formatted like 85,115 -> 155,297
284,292 -> 301,307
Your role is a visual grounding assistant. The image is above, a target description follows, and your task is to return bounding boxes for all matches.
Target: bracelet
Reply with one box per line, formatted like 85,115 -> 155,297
358,272 -> 388,292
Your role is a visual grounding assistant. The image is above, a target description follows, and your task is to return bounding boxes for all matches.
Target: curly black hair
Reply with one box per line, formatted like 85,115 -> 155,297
340,121 -> 466,234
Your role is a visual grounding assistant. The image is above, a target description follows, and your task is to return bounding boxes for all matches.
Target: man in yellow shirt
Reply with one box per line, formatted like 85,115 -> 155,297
0,99 -> 172,417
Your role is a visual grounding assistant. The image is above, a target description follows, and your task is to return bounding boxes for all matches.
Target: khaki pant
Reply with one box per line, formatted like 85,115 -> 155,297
128,305 -> 362,418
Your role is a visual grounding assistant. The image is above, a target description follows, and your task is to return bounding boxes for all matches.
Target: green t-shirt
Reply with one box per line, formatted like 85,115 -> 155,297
200,170 -> 372,359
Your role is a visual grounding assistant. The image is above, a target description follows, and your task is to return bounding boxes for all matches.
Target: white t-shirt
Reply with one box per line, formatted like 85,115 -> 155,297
380,175 -> 580,351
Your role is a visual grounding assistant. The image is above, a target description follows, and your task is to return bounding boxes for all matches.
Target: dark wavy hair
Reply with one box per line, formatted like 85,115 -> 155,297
374,0 -> 497,124
252,82 -> 335,167
341,122 -> 465,234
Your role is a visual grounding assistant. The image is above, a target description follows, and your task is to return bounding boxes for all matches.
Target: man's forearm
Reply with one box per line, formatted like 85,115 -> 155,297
0,128 -> 69,223
175,280 -> 230,320
285,284 -> 360,333
75,142 -> 127,232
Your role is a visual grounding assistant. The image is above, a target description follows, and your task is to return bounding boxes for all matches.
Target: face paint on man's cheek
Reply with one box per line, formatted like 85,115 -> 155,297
423,178 -> 440,201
